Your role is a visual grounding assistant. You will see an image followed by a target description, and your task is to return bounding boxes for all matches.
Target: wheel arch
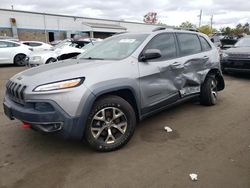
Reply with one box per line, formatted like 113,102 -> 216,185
45,57 -> 57,64
73,86 -> 140,140
206,68 -> 225,91
92,87 -> 141,122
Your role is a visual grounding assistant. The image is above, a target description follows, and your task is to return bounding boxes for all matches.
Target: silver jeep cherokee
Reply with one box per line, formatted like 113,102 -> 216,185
3,28 -> 225,151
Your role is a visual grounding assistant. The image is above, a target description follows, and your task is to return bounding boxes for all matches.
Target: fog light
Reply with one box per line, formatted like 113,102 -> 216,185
34,102 -> 54,112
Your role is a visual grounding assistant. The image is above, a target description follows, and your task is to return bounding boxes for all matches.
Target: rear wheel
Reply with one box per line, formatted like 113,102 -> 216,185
14,54 -> 26,66
85,95 -> 136,152
200,75 -> 218,106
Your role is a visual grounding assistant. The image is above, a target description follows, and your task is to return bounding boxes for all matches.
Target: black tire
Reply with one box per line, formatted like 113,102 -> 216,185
14,54 -> 26,66
221,65 -> 228,74
200,75 -> 218,106
85,95 -> 136,152
45,58 -> 57,64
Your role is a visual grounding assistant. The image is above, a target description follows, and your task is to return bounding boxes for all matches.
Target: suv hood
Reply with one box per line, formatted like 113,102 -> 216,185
11,59 -> 120,87
225,47 -> 250,54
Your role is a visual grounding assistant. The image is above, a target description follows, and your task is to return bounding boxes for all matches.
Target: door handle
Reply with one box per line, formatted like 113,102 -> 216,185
172,62 -> 182,66
203,56 -> 209,60
171,62 -> 183,69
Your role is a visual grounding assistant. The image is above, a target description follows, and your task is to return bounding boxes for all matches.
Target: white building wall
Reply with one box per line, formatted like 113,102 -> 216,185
0,9 -> 167,33
120,22 -> 160,32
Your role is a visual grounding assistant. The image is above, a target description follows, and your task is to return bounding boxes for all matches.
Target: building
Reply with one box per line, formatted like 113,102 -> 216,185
0,8 -> 171,42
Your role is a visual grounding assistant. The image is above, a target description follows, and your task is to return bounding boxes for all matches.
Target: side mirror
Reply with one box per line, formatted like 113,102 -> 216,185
140,49 -> 162,61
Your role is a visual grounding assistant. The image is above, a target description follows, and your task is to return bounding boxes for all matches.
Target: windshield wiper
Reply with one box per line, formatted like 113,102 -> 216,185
81,57 -> 104,60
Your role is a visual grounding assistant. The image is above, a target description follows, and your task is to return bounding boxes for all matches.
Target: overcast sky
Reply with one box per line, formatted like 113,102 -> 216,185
1,0 -> 250,28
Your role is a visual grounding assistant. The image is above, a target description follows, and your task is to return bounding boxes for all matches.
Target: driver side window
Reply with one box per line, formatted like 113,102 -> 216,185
144,33 -> 177,61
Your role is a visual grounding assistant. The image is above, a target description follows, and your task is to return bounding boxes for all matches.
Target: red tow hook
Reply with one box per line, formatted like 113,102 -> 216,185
22,122 -> 31,129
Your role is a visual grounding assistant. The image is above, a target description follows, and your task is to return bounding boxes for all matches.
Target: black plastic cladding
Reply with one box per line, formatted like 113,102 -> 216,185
6,80 -> 27,104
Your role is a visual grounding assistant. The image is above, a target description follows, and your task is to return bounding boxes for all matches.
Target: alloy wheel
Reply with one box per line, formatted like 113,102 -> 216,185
90,107 -> 128,144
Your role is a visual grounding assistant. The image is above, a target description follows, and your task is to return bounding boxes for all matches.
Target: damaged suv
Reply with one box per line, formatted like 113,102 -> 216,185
3,28 -> 224,151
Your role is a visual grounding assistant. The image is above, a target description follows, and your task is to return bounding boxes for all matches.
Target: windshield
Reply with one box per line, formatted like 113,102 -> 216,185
53,40 -> 71,49
79,33 -> 149,60
234,37 -> 250,47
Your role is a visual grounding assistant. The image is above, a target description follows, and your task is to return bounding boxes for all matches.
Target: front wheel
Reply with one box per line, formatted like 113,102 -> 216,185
85,95 -> 136,152
200,75 -> 218,106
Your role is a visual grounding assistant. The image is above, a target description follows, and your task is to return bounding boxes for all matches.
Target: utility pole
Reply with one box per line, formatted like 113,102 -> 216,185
210,15 -> 213,31
198,9 -> 202,27
43,13 -> 48,43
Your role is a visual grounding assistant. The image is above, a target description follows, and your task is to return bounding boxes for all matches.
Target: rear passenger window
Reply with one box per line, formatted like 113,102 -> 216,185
177,34 -> 202,56
144,33 -> 177,61
24,42 -> 42,47
199,36 -> 212,51
30,42 -> 42,47
2,41 -> 20,47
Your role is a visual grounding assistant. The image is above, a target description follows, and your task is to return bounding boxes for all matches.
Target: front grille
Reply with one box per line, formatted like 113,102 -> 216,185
228,53 -> 250,59
223,60 -> 250,69
6,80 -> 27,104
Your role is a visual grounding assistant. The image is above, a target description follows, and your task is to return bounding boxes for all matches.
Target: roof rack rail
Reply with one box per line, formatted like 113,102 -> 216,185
174,27 -> 199,32
152,27 -> 167,32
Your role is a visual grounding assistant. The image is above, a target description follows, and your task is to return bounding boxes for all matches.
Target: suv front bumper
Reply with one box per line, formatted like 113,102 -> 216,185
3,96 -> 81,139
221,59 -> 250,73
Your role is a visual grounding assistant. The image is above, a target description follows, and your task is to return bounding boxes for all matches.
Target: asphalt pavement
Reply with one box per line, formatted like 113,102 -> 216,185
0,65 -> 249,188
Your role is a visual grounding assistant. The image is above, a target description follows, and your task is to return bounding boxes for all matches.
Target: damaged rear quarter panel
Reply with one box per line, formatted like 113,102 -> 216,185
138,31 -> 220,108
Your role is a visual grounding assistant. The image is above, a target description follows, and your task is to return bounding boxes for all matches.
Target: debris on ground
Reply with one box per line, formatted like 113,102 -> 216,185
0,162 -> 10,168
189,173 -> 198,181
164,126 -> 173,132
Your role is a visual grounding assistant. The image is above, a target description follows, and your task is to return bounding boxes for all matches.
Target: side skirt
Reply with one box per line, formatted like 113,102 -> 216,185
140,93 -> 200,121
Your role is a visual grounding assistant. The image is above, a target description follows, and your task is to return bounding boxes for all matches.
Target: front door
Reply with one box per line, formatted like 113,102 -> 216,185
138,33 -> 181,113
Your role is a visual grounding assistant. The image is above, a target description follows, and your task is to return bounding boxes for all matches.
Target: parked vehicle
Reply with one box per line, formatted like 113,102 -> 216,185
0,40 -> 32,66
210,35 -> 222,48
21,41 -> 53,51
221,36 -> 250,73
220,36 -> 238,49
0,36 -> 19,42
28,39 -> 90,66
3,29 -> 224,151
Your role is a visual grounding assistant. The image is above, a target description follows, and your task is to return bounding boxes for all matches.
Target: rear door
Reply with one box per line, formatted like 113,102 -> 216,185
174,33 -> 210,96
138,32 -> 182,113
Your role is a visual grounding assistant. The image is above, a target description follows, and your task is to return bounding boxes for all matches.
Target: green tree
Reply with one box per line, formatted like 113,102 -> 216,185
179,21 -> 196,28
243,23 -> 250,34
220,27 -> 232,35
198,25 -> 213,35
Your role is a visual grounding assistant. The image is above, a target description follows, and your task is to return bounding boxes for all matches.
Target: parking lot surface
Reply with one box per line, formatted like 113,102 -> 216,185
0,66 -> 249,188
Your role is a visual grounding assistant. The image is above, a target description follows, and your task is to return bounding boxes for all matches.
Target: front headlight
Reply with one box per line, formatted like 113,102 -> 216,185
222,53 -> 229,59
33,78 -> 84,92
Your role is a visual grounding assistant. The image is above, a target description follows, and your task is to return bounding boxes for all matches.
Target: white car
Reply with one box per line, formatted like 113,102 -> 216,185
0,40 -> 32,66
21,41 -> 53,51
28,40 -> 89,66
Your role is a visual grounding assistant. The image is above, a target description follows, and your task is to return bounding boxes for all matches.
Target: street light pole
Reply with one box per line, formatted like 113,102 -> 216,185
43,13 -> 48,43
210,15 -> 213,31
